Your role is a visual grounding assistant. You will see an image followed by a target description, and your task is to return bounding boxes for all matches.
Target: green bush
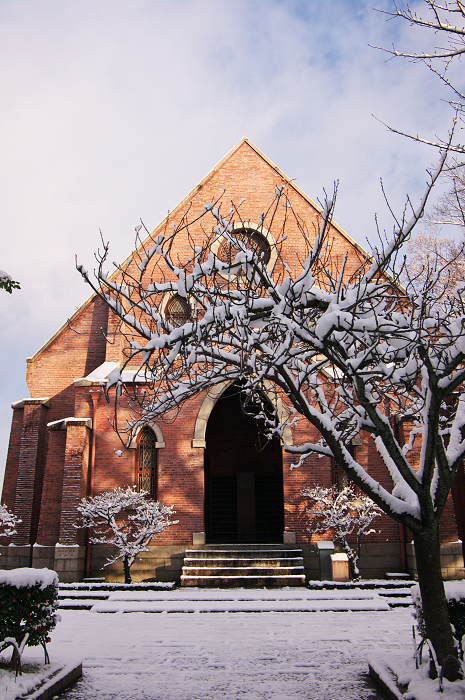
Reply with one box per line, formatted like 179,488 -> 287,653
0,568 -> 59,666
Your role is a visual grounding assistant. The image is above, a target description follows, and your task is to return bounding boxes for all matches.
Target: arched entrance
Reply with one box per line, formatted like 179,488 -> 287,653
204,383 -> 284,543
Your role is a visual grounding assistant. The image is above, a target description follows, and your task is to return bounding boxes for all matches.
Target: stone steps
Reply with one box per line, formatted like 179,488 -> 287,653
56,583 -> 415,612
183,557 -> 304,566
58,582 -> 175,609
181,546 -> 306,587
183,567 -> 303,576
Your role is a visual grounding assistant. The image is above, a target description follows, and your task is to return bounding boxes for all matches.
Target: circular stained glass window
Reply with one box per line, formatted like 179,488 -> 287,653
166,294 -> 191,327
218,229 -> 271,266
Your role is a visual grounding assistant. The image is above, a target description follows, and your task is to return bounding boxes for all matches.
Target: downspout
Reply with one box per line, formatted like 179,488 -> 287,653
85,388 -> 101,578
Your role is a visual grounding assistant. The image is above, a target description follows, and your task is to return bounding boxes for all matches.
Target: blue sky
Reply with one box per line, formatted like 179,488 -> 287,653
0,0 -> 456,487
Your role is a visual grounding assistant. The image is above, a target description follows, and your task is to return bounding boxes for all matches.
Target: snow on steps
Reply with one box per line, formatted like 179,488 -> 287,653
180,545 -> 306,587
57,580 -> 414,613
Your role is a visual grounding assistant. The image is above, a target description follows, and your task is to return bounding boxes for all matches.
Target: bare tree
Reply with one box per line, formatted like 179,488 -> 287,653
375,0 -> 465,152
76,487 -> 177,583
78,144 -> 465,677
302,485 -> 383,580
433,158 -> 465,226
404,226 -> 465,296
405,159 -> 465,296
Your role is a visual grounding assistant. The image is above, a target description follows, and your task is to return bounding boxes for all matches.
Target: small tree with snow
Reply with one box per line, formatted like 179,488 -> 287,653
0,504 -> 20,540
76,487 -> 177,583
303,485 -> 382,580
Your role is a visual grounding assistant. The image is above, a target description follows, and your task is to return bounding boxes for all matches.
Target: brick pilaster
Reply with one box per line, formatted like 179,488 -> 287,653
58,421 -> 91,545
13,398 -> 50,545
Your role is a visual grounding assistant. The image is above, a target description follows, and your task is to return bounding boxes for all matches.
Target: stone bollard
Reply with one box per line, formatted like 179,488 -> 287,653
331,553 -> 350,582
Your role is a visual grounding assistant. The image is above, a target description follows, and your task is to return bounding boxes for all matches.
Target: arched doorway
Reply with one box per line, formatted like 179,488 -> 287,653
204,383 -> 284,543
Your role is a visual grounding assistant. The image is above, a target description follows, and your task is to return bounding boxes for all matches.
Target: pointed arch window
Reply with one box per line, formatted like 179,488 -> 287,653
137,427 -> 157,498
166,294 -> 191,327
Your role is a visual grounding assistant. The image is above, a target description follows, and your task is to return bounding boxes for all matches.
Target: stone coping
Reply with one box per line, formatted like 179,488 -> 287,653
368,658 -> 405,700
6,660 -> 82,700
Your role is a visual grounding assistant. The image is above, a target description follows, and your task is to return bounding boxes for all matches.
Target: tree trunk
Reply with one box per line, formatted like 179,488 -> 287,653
123,556 -> 132,584
9,646 -> 20,675
414,524 -> 460,680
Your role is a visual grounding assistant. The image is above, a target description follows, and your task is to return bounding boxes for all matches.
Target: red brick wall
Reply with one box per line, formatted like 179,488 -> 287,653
2,140 -> 461,556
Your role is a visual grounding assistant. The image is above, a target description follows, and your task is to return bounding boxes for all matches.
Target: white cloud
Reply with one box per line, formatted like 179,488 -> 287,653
0,0 -> 455,486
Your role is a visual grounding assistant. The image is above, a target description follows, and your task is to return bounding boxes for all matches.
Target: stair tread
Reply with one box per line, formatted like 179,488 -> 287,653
183,558 -> 304,563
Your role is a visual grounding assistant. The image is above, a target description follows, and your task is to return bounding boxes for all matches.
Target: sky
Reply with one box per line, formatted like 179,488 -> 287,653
0,0 -> 458,489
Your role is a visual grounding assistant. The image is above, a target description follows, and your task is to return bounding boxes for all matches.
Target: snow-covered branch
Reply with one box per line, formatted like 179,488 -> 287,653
0,504 -> 21,540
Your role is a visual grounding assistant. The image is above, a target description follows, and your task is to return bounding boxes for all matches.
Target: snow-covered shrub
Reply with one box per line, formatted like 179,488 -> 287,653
413,582 -> 465,660
76,486 -> 177,583
303,485 -> 382,579
0,568 -> 59,672
0,504 -> 20,541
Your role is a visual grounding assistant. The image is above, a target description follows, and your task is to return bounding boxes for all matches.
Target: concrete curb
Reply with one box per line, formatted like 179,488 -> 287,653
18,661 -> 82,700
368,660 -> 405,700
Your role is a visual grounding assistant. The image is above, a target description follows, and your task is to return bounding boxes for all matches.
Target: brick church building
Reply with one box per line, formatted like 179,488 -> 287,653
1,138 -> 464,582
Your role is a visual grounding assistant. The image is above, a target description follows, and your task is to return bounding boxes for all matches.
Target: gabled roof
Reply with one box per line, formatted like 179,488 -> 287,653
28,137 -> 368,363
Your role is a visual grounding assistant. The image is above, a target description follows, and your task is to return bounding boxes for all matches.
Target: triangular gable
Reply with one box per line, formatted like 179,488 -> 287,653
29,137 -> 368,363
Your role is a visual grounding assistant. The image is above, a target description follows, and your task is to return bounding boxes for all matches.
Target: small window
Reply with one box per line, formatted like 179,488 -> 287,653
332,458 -> 349,491
166,294 -> 191,327
218,228 -> 271,266
138,428 -> 157,498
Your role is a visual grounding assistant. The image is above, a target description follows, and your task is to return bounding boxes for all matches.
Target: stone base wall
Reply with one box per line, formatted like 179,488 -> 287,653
358,542 -> 404,580
302,542 -> 404,581
406,541 -> 465,581
54,546 -> 86,583
0,544 -> 86,583
0,545 -> 32,569
90,545 -> 187,582
0,540 -> 464,583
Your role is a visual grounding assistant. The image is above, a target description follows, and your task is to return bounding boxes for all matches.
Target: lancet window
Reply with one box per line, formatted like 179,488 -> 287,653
137,427 -> 157,498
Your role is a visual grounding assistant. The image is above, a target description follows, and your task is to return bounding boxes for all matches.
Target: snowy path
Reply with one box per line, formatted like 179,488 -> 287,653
33,607 -> 414,700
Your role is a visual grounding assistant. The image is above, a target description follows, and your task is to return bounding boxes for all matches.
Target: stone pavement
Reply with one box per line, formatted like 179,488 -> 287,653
43,598 -> 413,699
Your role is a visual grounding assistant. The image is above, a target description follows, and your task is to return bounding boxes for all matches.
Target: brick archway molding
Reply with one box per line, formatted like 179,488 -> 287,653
128,421 -> 166,449
192,380 -> 293,449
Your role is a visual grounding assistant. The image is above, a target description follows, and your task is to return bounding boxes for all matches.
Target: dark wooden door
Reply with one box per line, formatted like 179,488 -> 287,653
205,383 -> 283,544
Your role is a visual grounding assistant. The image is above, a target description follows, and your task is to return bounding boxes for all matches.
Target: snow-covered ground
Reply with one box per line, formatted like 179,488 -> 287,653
4,605 -> 417,700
